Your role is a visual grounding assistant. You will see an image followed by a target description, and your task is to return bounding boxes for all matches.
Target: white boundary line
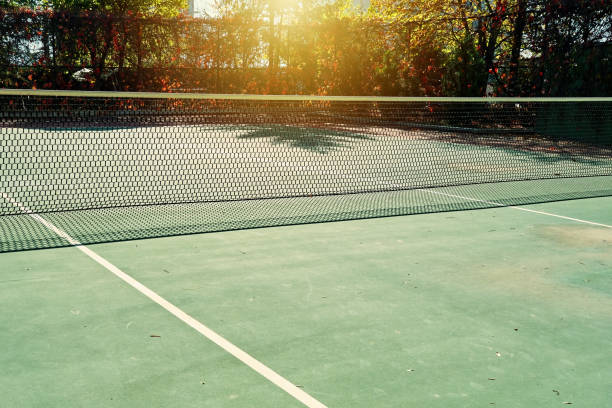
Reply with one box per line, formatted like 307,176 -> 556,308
422,189 -> 612,228
0,192 -> 327,408
2,186 -> 610,408
356,176 -> 612,229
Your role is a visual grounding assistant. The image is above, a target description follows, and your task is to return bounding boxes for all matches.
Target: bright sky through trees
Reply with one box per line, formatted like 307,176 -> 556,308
194,0 -> 370,16
193,0 -> 211,16
1,0 -> 609,96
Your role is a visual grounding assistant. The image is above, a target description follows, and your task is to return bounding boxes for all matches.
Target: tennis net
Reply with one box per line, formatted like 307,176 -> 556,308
1,90 -> 611,252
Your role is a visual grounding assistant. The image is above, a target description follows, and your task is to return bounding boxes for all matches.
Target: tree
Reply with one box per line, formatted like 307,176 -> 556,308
42,0 -> 187,16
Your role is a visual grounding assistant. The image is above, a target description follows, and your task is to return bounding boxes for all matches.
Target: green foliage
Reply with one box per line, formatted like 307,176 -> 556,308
441,37 -> 487,97
1,0 -> 39,6
41,0 -> 187,16
1,0 -> 610,95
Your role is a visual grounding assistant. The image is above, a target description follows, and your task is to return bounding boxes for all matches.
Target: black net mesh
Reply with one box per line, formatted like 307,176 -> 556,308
1,91 -> 611,252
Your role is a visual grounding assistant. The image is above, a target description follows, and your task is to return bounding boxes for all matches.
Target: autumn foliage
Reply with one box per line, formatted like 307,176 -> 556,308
1,0 -> 610,96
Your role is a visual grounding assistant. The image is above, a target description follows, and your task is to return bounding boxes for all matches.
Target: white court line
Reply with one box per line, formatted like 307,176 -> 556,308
2,184 -> 609,408
0,192 -> 327,408
421,189 -> 612,228
355,176 -> 612,228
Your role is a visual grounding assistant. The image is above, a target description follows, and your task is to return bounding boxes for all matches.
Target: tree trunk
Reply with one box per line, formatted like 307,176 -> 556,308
536,13 -> 551,96
509,0 -> 527,96
268,9 -> 276,75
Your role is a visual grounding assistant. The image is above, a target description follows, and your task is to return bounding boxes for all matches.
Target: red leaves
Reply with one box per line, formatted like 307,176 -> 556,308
1,5 -> 604,97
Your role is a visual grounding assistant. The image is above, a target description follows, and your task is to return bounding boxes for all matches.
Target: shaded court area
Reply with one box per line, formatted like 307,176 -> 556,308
1,196 -> 611,407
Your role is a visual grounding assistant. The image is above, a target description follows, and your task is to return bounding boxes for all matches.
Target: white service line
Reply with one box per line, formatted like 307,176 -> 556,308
422,189 -> 612,228
0,192 -> 327,408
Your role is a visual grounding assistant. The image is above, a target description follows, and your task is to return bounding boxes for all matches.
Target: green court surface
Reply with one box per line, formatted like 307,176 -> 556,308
1,197 -> 611,407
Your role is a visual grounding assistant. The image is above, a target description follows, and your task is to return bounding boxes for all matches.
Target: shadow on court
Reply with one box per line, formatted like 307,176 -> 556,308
237,125 -> 373,153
